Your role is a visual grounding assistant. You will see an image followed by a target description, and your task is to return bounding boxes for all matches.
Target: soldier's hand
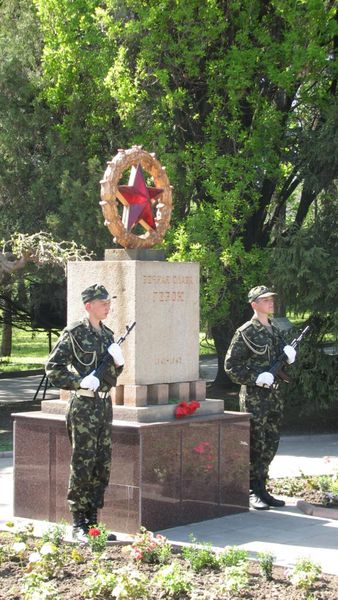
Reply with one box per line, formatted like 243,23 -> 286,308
256,372 -> 274,388
107,342 -> 125,367
80,372 -> 100,391
283,345 -> 296,364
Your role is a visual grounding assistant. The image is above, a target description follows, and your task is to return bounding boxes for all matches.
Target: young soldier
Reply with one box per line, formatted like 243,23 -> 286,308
224,286 -> 296,510
46,284 -> 124,540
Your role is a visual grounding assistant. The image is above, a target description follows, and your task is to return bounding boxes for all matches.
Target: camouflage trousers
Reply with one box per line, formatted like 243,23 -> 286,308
239,385 -> 284,484
66,392 -> 112,514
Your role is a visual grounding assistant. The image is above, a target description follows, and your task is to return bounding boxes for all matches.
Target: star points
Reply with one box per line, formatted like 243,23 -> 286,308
117,164 -> 163,232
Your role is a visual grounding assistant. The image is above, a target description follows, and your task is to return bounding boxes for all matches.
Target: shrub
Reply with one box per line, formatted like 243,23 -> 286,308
218,546 -> 249,567
127,527 -> 172,564
258,551 -> 275,580
285,557 -> 322,592
154,561 -> 192,597
182,537 -> 220,571
83,570 -> 118,599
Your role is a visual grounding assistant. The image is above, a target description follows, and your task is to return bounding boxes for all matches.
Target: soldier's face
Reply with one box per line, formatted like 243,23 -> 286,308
86,299 -> 111,321
253,295 -> 275,315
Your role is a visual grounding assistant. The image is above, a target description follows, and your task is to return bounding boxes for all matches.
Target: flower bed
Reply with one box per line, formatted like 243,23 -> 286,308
1,523 -> 338,599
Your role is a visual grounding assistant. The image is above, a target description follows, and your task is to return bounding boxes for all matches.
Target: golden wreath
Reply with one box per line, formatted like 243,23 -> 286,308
100,146 -> 172,249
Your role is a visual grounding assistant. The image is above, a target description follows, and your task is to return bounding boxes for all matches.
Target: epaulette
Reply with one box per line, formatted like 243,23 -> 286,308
237,320 -> 253,332
65,320 -> 84,333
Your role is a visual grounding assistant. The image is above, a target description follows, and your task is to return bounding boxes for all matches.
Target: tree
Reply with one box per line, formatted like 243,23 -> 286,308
91,0 -> 336,383
16,0 -> 338,385
0,232 -> 92,356
0,0 -> 115,257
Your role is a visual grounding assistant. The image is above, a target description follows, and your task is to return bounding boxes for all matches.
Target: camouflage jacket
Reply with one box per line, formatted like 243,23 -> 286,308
45,318 -> 123,392
224,318 -> 286,386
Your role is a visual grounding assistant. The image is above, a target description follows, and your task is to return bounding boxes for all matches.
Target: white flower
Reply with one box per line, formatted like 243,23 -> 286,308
40,542 -> 56,556
13,541 -> 26,553
28,551 -> 42,563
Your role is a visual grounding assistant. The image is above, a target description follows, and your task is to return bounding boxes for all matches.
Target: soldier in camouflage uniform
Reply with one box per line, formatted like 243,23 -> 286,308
224,286 -> 296,510
46,284 -> 124,540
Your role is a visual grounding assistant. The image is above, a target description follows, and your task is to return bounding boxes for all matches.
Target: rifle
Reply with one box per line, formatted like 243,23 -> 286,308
93,321 -> 136,387
269,324 -> 311,384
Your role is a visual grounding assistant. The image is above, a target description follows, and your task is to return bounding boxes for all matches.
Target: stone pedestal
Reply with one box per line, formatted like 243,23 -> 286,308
13,409 -> 250,533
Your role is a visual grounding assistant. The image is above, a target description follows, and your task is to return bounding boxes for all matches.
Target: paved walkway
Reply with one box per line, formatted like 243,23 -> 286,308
0,374 -> 59,404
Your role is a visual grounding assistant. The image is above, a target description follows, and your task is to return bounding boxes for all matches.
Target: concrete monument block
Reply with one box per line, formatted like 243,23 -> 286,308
148,384 -> 169,405
105,248 -> 166,261
111,385 -> 124,405
169,382 -> 190,402
67,257 -> 199,386
41,398 -> 225,423
123,384 -> 148,407
189,379 -> 207,402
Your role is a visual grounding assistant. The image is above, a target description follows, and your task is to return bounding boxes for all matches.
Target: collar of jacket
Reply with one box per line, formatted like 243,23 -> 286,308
250,317 -> 277,333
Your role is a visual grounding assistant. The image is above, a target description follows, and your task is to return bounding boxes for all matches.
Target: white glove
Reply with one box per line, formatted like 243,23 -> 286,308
107,342 -> 125,367
256,372 -> 274,388
283,345 -> 296,364
80,372 -> 100,391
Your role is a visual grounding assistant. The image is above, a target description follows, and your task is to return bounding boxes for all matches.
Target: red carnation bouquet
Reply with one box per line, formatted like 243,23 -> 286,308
175,400 -> 200,418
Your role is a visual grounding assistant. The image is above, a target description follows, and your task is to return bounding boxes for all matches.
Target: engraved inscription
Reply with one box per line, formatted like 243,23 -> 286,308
155,356 -> 182,365
153,291 -> 184,302
143,274 -> 193,285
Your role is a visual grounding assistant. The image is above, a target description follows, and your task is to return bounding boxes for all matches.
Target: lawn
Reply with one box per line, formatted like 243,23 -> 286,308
0,329 -> 216,374
0,328 -> 60,374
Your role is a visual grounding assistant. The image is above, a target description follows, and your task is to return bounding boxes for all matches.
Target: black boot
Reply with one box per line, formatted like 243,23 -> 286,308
86,506 -> 98,528
259,480 -> 285,507
249,480 -> 269,510
72,511 -> 89,542
86,506 -> 117,542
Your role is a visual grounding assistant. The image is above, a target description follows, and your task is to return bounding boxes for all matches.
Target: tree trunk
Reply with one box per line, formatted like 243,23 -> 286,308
210,323 -> 234,387
1,286 -> 12,357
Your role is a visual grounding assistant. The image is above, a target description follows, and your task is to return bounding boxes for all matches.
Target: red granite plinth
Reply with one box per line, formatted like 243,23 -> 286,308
13,410 -> 250,534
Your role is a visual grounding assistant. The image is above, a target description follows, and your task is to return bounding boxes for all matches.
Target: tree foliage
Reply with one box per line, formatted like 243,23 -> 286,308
1,0 -> 337,387
271,193 -> 338,408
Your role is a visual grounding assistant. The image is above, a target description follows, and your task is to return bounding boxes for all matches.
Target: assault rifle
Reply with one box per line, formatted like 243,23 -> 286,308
269,324 -> 311,384
93,321 -> 136,387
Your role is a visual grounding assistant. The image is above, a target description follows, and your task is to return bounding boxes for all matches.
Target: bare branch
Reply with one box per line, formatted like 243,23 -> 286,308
0,232 -> 93,282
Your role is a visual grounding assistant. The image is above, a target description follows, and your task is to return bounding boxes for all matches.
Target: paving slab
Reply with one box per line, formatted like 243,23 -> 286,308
0,374 -> 59,404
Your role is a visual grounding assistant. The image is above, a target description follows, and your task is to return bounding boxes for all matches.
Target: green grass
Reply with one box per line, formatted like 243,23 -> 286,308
0,328 -> 60,374
1,329 -> 215,373
199,333 -> 216,355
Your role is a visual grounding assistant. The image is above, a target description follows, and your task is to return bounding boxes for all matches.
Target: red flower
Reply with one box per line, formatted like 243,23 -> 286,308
175,401 -> 200,418
187,401 -> 200,414
88,527 -> 101,537
175,403 -> 188,418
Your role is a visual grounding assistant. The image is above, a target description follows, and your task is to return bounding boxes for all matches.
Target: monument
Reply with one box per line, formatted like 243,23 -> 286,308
13,146 -> 250,533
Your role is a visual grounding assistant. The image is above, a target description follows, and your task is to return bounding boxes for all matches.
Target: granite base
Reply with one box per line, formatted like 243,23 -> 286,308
13,410 -> 250,534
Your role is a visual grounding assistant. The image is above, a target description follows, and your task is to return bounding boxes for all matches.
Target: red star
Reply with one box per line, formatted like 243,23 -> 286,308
117,164 -> 163,232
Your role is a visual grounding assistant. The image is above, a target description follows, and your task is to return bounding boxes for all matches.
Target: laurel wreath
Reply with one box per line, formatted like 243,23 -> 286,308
100,146 -> 172,248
